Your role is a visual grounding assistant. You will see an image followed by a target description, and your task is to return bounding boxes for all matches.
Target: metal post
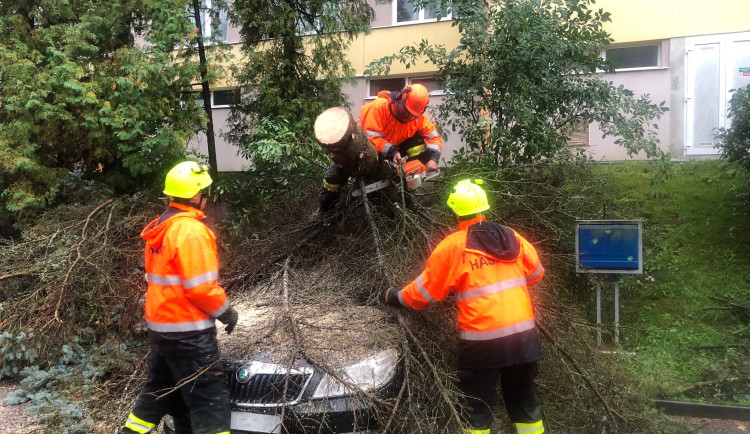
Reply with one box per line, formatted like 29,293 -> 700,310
596,280 -> 602,346
614,280 -> 620,343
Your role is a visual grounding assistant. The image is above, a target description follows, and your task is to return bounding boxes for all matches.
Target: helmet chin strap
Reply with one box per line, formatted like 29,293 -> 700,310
390,100 -> 414,123
188,192 -> 207,210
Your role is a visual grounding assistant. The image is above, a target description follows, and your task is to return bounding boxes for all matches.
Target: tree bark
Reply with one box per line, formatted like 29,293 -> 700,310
192,0 -> 222,223
313,107 -> 389,178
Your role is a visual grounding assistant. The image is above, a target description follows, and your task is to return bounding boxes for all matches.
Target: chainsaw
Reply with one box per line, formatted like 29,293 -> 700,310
352,159 -> 439,197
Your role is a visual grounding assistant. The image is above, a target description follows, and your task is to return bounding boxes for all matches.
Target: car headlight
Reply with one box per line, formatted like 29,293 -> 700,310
312,348 -> 399,399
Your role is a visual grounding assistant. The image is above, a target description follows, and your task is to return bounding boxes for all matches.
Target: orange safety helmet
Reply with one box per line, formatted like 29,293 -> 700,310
403,84 -> 429,117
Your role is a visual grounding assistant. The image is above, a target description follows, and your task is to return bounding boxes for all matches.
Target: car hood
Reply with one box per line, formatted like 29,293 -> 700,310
219,295 -> 400,367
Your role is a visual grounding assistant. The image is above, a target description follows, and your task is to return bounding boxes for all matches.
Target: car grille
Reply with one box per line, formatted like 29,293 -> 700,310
229,371 -> 312,406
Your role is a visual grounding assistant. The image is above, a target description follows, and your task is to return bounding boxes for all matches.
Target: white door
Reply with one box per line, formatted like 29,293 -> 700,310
685,32 -> 750,156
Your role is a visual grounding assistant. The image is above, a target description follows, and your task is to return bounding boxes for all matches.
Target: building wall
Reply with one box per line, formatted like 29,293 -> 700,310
189,108 -> 252,171
195,0 -> 750,169
589,68 -> 673,161
601,0 -> 750,42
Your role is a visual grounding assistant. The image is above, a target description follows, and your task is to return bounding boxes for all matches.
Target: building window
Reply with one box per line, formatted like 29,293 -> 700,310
296,3 -> 341,35
212,89 -> 240,107
565,118 -> 590,147
193,89 -> 240,108
369,78 -> 406,96
605,45 -> 659,70
394,0 -> 452,24
409,76 -> 444,94
368,76 -> 445,97
195,0 -> 228,42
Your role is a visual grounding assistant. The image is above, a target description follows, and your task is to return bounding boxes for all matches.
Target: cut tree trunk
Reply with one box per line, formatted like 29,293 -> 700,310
314,107 -> 389,178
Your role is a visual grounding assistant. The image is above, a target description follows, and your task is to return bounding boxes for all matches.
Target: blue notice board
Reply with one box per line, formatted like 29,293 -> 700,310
576,220 -> 642,274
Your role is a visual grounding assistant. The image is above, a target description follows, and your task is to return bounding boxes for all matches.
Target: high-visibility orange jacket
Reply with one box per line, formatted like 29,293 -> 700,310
397,215 -> 545,368
141,202 -> 230,333
360,90 -> 442,161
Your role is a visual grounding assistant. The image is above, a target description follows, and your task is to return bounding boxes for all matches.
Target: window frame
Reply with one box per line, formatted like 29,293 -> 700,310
210,89 -> 240,108
367,76 -> 445,99
392,0 -> 453,25
196,0 -> 229,43
194,88 -> 240,109
603,43 -> 661,72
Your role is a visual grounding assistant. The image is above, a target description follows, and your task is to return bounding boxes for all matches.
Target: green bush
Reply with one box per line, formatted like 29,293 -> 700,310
717,85 -> 750,171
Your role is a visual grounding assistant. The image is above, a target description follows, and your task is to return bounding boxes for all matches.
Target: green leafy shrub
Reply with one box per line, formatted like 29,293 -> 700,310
366,0 -> 668,165
222,116 -> 327,222
717,85 -> 750,171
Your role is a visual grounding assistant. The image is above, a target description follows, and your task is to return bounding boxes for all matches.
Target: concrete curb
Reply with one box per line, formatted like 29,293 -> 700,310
654,400 -> 750,421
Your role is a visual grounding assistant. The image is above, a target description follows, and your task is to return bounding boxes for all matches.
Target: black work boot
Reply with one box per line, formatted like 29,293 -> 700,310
312,190 -> 340,219
404,192 -> 421,211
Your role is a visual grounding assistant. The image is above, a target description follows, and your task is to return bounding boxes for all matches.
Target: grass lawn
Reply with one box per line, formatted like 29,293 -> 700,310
591,160 -> 750,404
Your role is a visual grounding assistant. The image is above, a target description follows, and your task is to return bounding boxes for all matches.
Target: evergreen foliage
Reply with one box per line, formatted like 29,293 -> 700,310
225,0 -> 376,176
221,116 -> 324,213
3,337 -> 140,433
365,0 -> 669,165
0,0 -> 209,218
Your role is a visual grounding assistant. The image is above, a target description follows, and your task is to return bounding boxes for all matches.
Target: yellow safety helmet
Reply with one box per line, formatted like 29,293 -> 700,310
446,179 -> 490,216
163,161 -> 212,198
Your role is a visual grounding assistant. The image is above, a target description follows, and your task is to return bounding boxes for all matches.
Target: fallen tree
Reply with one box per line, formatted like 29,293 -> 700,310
0,156 -> 688,432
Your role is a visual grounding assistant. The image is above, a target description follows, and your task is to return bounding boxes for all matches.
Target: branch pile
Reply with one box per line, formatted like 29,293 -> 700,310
0,157 -> 683,432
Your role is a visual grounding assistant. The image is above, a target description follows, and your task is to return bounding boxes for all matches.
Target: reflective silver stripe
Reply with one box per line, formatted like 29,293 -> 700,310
426,131 -> 439,139
146,318 -> 215,332
183,270 -> 219,289
146,273 -> 181,285
381,142 -> 394,156
416,274 -> 438,304
527,263 -> 543,281
365,130 -> 384,138
455,277 -> 526,302
211,299 -> 230,317
426,143 -> 441,152
397,290 -> 408,308
459,319 -> 536,341
147,271 -> 219,289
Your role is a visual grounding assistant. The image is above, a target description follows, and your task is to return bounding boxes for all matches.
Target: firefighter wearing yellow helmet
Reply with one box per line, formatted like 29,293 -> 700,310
386,179 -> 546,434
118,161 -> 236,434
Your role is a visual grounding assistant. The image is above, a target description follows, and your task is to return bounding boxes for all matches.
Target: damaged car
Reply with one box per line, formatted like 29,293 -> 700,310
164,294 -> 403,434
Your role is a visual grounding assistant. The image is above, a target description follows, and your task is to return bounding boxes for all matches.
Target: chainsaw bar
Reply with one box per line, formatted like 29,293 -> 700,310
351,179 -> 392,197
351,169 -> 440,197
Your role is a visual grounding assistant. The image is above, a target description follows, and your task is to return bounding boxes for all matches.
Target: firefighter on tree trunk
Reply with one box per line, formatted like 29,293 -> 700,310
315,83 -> 442,216
385,179 -> 546,434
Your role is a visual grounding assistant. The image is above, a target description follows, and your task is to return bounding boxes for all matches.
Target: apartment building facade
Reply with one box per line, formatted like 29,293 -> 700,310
191,0 -> 750,170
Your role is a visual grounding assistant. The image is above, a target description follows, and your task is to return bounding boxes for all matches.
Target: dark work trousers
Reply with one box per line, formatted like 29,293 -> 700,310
121,350 -> 230,434
318,141 -> 430,213
457,362 -> 542,431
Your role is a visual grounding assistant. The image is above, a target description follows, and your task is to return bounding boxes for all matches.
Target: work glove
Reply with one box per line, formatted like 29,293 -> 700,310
384,287 -> 402,307
385,147 -> 402,165
427,148 -> 441,165
217,305 -> 239,334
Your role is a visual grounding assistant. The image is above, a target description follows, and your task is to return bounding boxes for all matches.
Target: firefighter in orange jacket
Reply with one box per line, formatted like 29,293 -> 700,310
315,83 -> 442,215
119,161 -> 237,434
385,179 -> 545,434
